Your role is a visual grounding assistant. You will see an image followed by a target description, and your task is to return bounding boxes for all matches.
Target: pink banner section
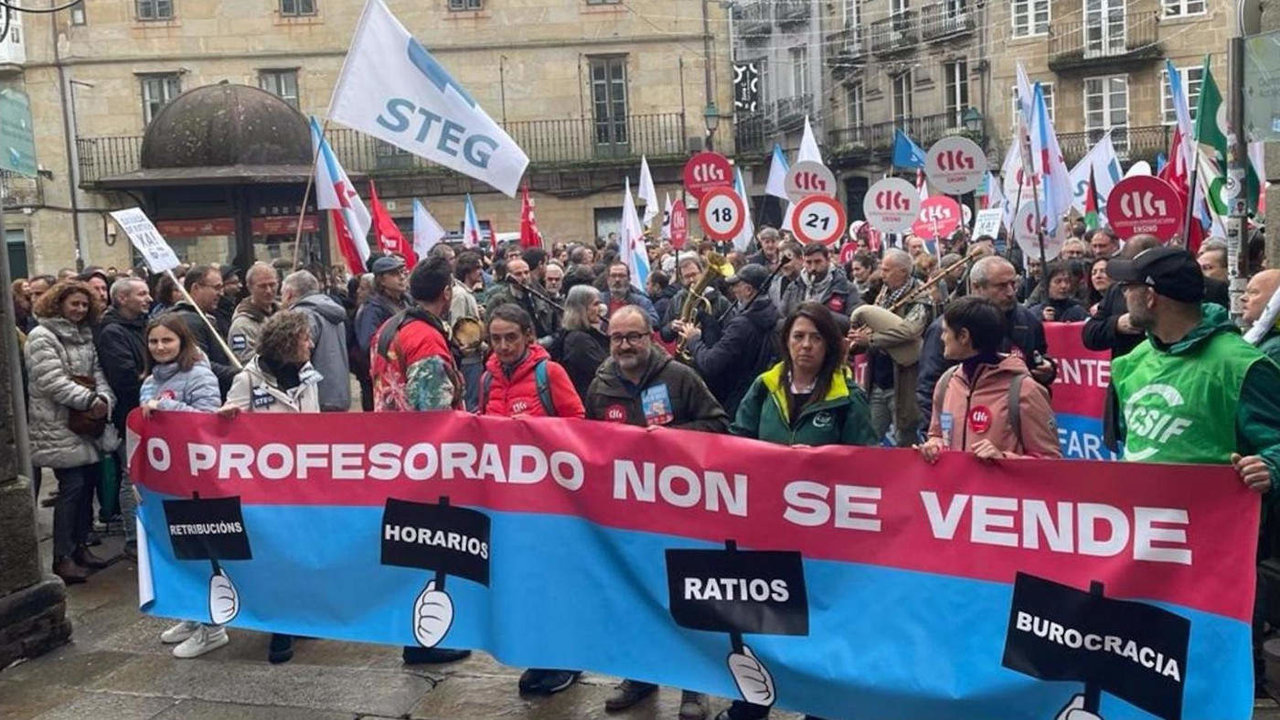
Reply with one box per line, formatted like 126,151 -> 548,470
130,410 -> 1259,624
1045,322 -> 1111,419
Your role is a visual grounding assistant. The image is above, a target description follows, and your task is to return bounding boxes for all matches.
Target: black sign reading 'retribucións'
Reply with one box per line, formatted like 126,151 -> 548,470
1002,573 -> 1190,720
162,496 -> 252,561
381,498 -> 491,586
666,548 -> 808,636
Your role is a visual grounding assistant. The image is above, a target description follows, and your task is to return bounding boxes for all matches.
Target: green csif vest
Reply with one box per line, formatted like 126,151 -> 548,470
1112,330 -> 1263,465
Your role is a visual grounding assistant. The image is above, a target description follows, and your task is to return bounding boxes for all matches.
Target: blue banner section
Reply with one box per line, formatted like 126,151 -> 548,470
138,491 -> 1249,720
1056,412 -> 1120,461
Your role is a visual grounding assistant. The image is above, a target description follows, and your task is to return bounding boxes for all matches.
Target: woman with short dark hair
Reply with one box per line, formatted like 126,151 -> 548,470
554,285 -> 609,401
919,297 -> 1060,462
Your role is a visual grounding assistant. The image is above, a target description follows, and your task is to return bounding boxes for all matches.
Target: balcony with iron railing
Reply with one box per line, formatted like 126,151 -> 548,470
1058,124 -> 1170,165
869,11 -> 919,55
1048,10 -> 1161,73
827,110 -> 985,162
736,0 -> 772,38
920,2 -> 976,41
776,0 -> 811,25
75,113 -> 689,185
774,96 -> 813,132
734,112 -> 774,157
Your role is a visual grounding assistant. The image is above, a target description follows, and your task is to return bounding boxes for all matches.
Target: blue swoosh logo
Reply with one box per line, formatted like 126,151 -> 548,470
407,38 -> 476,109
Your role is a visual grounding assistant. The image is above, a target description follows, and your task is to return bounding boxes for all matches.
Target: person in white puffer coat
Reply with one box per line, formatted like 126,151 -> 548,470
24,281 -> 117,585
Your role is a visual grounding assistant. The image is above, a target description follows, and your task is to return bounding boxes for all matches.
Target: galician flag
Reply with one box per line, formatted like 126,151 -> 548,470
311,117 -> 371,275
462,193 -> 482,249
732,167 -> 755,253
638,156 -> 659,227
1031,82 -> 1072,236
328,0 -> 529,196
765,144 -> 790,199
620,177 -> 649,291
412,199 -> 445,260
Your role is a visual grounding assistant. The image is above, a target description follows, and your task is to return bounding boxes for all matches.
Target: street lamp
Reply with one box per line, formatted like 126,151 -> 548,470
704,101 -> 720,150
962,107 -> 984,137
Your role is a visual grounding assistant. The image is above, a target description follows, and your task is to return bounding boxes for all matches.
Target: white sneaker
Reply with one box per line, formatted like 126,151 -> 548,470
172,624 -> 229,659
159,620 -> 202,644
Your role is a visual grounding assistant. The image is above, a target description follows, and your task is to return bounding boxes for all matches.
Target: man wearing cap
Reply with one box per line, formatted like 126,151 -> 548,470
1108,246 -> 1280,475
1108,246 -> 1280,694
1244,269 -> 1280,364
355,255 -> 411,356
675,263 -> 779,416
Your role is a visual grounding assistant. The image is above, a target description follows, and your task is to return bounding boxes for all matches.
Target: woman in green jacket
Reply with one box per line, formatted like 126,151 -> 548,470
726,302 -> 873,720
733,302 -> 877,449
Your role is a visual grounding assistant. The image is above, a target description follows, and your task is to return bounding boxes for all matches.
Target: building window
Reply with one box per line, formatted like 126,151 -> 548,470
846,82 -> 864,128
70,1 -> 87,25
844,0 -> 858,28
891,0 -> 908,16
756,58 -> 769,106
1162,65 -> 1203,125
1084,0 -> 1126,59
259,70 -> 300,109
448,0 -> 482,10
280,0 -> 316,16
893,71 -> 914,127
137,0 -> 174,21
1162,0 -> 1205,17
1084,75 -> 1129,155
944,60 -> 969,126
789,46 -> 809,97
1009,82 -> 1054,131
8,24 -> 18,45
141,74 -> 182,124
589,56 -> 628,150
1011,0 -> 1049,37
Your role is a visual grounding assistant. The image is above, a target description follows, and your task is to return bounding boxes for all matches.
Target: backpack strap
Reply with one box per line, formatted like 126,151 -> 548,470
1007,373 -> 1026,454
479,370 -> 494,413
534,359 -> 555,416
932,365 -> 960,425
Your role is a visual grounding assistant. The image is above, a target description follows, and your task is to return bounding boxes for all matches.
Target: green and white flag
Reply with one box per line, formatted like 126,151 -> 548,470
1194,56 -> 1262,215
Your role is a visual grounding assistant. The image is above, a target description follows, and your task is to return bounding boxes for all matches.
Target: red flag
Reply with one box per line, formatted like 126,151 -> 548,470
519,182 -> 543,250
368,180 -> 416,268
1157,128 -> 1204,252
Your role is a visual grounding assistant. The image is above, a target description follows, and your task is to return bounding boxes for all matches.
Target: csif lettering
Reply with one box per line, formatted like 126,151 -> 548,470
376,97 -> 499,170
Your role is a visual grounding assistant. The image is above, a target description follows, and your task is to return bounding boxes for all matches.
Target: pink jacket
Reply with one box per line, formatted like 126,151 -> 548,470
927,354 -> 1061,459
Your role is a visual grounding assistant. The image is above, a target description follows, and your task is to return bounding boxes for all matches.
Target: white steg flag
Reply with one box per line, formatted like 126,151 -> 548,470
638,155 -> 659,226
621,177 -> 649,291
412,199 -> 446,259
329,0 -> 529,197
732,167 -> 755,253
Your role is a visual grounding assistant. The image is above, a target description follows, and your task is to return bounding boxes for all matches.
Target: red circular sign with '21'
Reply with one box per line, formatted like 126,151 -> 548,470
790,195 -> 848,246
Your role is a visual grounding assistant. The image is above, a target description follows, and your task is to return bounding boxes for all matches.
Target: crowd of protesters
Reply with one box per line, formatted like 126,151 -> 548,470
9,216 -> 1280,717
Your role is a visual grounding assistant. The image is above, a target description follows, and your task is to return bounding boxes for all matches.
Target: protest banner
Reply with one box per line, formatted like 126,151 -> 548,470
1044,322 -> 1115,460
129,410 -> 1254,720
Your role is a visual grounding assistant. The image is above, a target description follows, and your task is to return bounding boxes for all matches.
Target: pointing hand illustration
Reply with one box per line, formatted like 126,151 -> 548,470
1054,694 -> 1103,720
727,644 -> 776,707
208,567 -> 240,625
413,580 -> 454,648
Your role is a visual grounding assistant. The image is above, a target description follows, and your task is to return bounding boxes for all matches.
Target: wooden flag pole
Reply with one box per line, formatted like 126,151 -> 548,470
291,117 -> 331,271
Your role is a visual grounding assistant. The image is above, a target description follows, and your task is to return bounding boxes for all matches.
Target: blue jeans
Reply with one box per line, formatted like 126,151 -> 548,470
117,444 -> 137,546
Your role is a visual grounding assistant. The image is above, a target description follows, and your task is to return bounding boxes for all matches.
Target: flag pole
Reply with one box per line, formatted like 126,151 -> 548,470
1179,161 -> 1200,251
292,117 -> 331,271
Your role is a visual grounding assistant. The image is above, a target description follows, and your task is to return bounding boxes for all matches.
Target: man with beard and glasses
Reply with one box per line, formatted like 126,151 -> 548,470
586,304 -> 727,720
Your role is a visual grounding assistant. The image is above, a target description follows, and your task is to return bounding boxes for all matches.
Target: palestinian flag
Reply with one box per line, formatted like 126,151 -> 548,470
1084,166 -> 1100,231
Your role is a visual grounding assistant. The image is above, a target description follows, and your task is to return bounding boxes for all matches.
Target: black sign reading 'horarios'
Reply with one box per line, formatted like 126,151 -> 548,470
666,548 -> 808,636
381,498 -> 491,586
162,496 -> 252,561
1002,573 -> 1190,720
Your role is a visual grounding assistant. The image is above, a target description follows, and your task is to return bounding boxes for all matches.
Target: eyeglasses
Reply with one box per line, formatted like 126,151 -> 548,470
609,332 -> 648,346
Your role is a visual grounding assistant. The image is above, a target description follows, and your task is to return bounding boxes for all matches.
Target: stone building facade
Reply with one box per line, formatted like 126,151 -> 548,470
12,0 -> 733,274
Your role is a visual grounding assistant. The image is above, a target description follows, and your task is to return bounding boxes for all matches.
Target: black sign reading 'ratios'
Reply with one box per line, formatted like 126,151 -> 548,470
666,548 -> 808,636
381,498 -> 492,586
162,496 -> 252,561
